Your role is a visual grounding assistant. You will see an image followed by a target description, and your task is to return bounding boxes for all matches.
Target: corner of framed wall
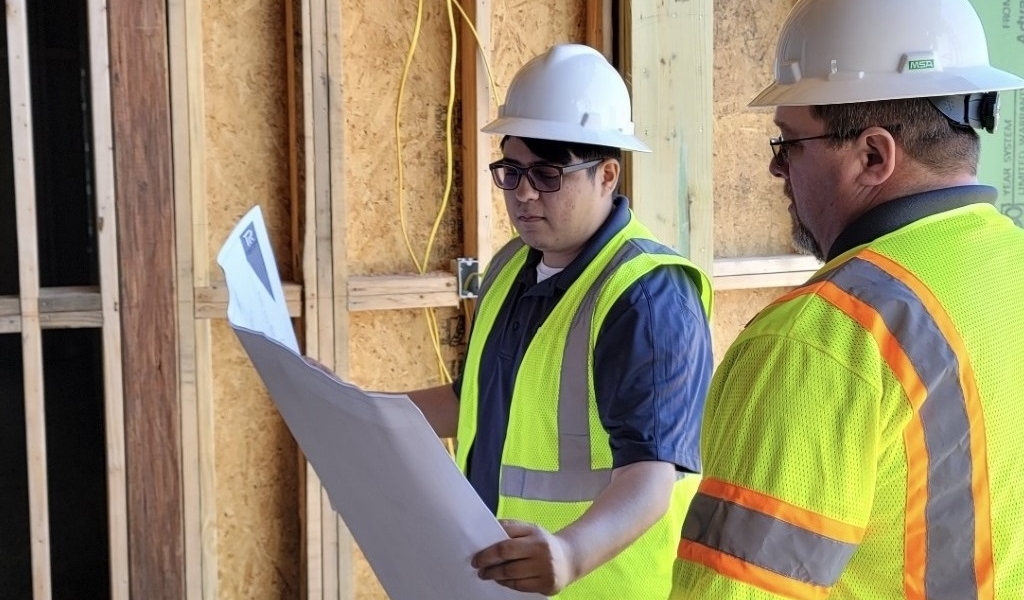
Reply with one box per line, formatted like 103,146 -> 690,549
617,0 -> 714,273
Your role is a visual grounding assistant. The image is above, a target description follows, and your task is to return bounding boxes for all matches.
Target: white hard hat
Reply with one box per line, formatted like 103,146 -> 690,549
482,44 -> 651,152
750,0 -> 1024,107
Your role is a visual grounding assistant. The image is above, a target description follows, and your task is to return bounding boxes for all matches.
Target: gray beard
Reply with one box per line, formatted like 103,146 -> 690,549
791,213 -> 825,261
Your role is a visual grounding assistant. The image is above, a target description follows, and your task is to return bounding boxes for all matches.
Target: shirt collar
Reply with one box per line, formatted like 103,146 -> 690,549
518,195 -> 632,291
827,185 -> 997,261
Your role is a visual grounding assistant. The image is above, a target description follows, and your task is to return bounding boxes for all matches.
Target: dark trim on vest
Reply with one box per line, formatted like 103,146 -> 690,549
828,185 -> 996,261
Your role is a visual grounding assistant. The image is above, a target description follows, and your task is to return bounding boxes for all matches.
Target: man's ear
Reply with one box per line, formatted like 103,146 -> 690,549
854,126 -> 897,187
599,159 -> 620,194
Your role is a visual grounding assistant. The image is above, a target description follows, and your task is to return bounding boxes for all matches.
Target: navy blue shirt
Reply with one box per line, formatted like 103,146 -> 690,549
454,196 -> 714,514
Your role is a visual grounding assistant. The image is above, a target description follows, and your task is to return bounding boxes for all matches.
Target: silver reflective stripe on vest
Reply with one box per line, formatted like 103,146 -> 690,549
682,255 -> 980,595
476,239 -> 526,303
683,492 -> 857,587
499,242 -> 650,503
830,257 -> 978,600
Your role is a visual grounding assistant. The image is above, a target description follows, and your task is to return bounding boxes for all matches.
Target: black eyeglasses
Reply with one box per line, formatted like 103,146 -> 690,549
769,132 -> 845,165
488,159 -> 603,193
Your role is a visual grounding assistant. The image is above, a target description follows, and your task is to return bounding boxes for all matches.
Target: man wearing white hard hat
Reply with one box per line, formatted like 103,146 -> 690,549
673,0 -> 1024,598
406,44 -> 713,598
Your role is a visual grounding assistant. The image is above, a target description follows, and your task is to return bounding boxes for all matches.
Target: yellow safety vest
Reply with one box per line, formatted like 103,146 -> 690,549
674,203 -> 1024,599
459,213 -> 712,599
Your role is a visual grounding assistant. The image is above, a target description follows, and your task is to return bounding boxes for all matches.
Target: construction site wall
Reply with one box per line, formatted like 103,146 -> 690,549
193,0 -> 795,597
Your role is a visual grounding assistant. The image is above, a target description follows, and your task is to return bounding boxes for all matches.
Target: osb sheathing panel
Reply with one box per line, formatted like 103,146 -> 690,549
486,1 -> 586,255
202,0 -> 300,598
712,0 -> 797,259
712,0 -> 800,359
341,0 -> 462,277
340,1 -> 583,597
712,288 -> 792,364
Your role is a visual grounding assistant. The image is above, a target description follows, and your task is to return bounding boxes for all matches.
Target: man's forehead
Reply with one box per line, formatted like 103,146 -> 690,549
773,105 -> 815,132
501,137 -> 538,163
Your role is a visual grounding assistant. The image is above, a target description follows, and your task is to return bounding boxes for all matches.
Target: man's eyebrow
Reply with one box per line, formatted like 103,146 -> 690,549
773,119 -> 794,134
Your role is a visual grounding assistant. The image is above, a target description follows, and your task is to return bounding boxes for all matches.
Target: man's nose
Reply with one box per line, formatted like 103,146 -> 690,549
515,176 -> 540,201
769,154 -> 788,179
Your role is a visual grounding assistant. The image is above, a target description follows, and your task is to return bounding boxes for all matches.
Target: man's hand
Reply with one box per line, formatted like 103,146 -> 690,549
472,520 -> 577,596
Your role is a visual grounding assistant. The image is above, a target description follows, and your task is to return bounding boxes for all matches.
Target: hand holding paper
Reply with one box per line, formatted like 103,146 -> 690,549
216,207 -> 543,600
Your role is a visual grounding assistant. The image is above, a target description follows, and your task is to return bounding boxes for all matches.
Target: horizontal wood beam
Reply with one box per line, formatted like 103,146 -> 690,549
0,260 -> 823,330
192,273 -> 460,319
0,287 -> 106,331
347,272 -> 459,312
712,255 -> 821,291
192,281 -> 304,319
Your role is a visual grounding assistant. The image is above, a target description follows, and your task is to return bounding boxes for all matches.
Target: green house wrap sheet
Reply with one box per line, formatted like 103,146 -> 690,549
974,0 -> 1024,228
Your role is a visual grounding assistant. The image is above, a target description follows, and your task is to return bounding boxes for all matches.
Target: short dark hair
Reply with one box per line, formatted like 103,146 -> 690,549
810,98 -> 980,175
499,135 -> 622,177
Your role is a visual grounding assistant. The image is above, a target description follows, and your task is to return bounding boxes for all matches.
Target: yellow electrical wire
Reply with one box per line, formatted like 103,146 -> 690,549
396,0 -> 427,274
417,0 -> 459,278
450,0 -> 499,105
395,0 -> 503,387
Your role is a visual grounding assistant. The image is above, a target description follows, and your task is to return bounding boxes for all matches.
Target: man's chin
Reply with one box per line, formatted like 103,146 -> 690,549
791,221 -> 825,262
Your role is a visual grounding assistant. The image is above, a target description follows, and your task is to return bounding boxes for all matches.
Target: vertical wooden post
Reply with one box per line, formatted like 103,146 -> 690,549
325,0 -> 354,594
621,0 -> 714,272
108,0 -> 186,597
585,0 -> 614,60
86,0 -> 130,596
302,0 -> 355,597
168,0 -> 217,597
7,2 -> 51,597
299,0 -> 324,592
459,0 -> 493,269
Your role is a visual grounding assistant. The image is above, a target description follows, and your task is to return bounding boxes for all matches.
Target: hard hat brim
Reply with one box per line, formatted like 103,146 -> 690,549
481,116 -> 652,153
749,66 -> 1024,107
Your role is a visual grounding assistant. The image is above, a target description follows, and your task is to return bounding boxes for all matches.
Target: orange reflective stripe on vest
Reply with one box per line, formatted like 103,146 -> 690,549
780,250 -> 991,599
679,478 -> 864,599
684,250 -> 994,599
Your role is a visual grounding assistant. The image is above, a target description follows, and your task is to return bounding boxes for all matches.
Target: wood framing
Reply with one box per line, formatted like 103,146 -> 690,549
0,254 -> 823,336
108,0 -> 186,597
7,2 -> 52,595
348,274 -> 459,312
302,0 -> 355,596
329,0 -> 357,591
168,0 -> 219,597
458,0 -> 493,268
195,282 -> 304,319
713,255 -> 822,290
585,0 -> 613,59
621,0 -> 715,273
86,0 -> 131,594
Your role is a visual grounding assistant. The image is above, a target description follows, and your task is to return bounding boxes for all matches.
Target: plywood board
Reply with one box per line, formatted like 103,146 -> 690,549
486,1 -> 587,256
333,1 -> 586,596
709,0 -> 807,365
200,0 -> 301,597
340,0 -> 463,276
712,288 -> 793,365
712,0 -> 798,259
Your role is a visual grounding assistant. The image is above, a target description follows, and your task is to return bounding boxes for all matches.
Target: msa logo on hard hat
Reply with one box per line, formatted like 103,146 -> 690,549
897,52 -> 1001,134
900,52 -> 938,73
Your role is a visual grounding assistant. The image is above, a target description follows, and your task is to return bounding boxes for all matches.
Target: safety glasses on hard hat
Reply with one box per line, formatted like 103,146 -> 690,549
488,159 -> 603,193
